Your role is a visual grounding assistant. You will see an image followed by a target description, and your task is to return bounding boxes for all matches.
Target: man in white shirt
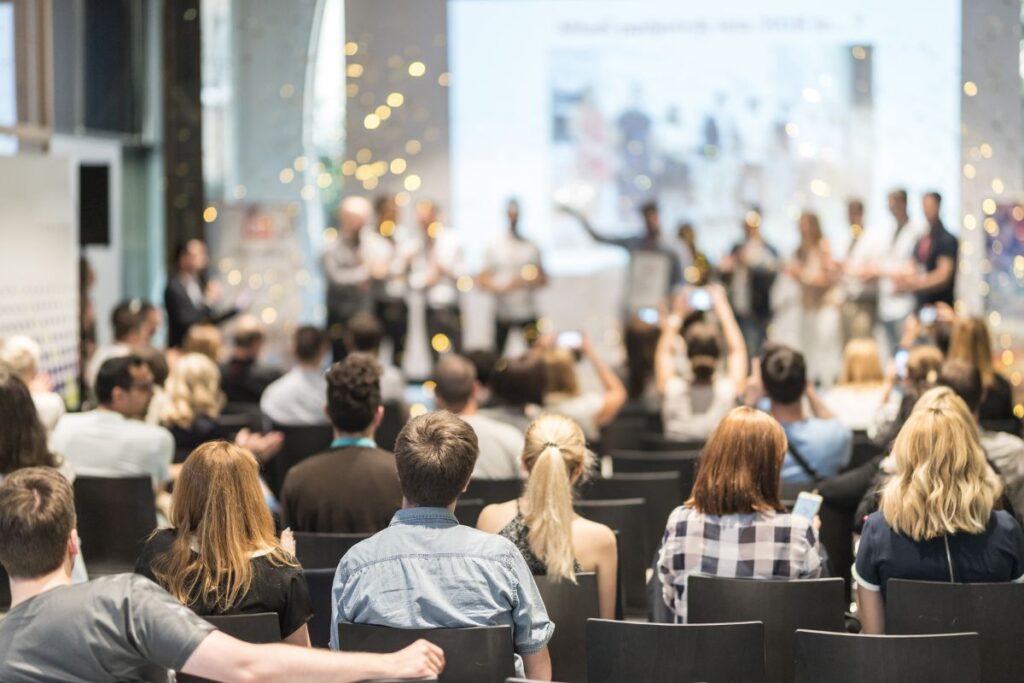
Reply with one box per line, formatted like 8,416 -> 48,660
433,354 -> 524,480
51,355 -> 174,500
260,326 -> 330,426
409,200 -> 465,361
839,199 -> 886,344
479,199 -> 548,356
877,189 -> 925,355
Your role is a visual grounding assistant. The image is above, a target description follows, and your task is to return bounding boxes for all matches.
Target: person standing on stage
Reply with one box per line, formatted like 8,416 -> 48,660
365,194 -> 413,367
164,239 -> 240,349
720,210 -> 780,357
839,198 -> 884,343
877,189 -> 925,353
560,200 -> 682,310
323,196 -> 374,361
409,200 -> 465,361
787,212 -> 842,386
894,191 -> 958,308
479,199 -> 548,355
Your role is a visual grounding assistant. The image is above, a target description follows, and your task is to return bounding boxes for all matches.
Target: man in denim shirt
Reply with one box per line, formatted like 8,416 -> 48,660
330,411 -> 554,679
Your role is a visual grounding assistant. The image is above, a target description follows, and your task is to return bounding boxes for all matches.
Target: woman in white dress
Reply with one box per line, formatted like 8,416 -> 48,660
787,212 -> 842,386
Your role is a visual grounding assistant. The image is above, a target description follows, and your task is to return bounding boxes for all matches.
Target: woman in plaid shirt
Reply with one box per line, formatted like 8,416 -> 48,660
658,406 -> 825,622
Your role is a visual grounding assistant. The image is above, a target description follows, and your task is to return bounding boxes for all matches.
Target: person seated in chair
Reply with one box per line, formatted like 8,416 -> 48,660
260,326 -> 331,426
331,411 -> 554,680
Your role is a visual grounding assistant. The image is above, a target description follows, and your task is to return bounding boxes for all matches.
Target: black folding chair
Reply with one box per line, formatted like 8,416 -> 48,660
687,576 -> 845,683
178,612 -> 281,683
609,450 -> 700,500
574,498 -> 646,615
535,573 -> 599,683
597,413 -> 650,454
336,623 -> 515,683
586,619 -> 766,683
454,497 -> 486,528
72,476 -> 157,575
294,531 -> 372,569
887,579 -> 1024,683
794,629 -> 981,683
464,478 -> 522,506
267,423 -> 334,497
847,431 -> 883,470
303,568 -> 335,648
579,472 -> 682,560
641,435 -> 707,452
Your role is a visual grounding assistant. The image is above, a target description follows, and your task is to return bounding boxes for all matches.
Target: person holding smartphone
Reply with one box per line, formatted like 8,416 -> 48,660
541,333 -> 627,442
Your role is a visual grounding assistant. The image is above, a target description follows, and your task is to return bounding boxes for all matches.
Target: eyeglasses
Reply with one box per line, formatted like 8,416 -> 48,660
131,381 -> 155,393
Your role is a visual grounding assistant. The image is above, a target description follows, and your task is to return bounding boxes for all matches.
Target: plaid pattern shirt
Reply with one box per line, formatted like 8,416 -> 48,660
658,506 -> 825,623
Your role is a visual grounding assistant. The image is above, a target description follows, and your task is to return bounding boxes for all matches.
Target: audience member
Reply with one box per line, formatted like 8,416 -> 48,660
51,356 -> 174,501
482,353 -> 547,432
855,387 -> 1024,634
0,335 -> 65,432
464,349 -> 499,406
754,345 -> 852,484
261,325 -> 330,425
331,411 -> 553,679
280,353 -> 402,533
823,338 -> 888,431
658,407 -> 825,622
135,441 -> 313,645
656,284 -> 748,441
136,344 -> 171,425
622,316 -> 661,413
939,360 -> 1024,521
183,322 -> 224,362
346,311 -> 406,404
434,354 -> 524,479
165,238 -> 239,349
86,299 -> 147,389
220,316 -> 280,406
0,467 -> 444,682
477,414 -> 618,619
139,300 -> 163,347
947,316 -> 1018,424
542,335 -> 627,442
868,342 -> 944,447
0,365 -> 63,479
160,352 -> 227,462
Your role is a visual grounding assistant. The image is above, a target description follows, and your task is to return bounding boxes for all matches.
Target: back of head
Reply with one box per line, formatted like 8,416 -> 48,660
684,323 -> 721,383
938,359 -> 984,415
906,345 -> 943,391
135,345 -> 170,387
183,324 -> 223,362
543,348 -> 579,397
161,353 -> 224,428
490,354 -> 545,407
839,338 -> 884,385
434,354 -> 476,412
947,317 -> 995,386
0,364 -> 55,475
95,354 -> 144,406
882,386 -> 999,541
346,312 -> 384,354
232,315 -> 265,353
0,467 -> 75,579
111,299 -> 146,341
761,344 -> 806,405
157,441 -> 288,611
394,411 -> 478,507
326,353 -> 382,433
689,407 -> 786,515
464,349 -> 499,389
624,319 -> 659,398
0,335 -> 41,380
294,325 -> 327,365
521,414 -> 591,582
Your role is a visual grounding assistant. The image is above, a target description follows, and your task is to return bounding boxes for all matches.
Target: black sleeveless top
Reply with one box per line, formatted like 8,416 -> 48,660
498,506 -> 583,576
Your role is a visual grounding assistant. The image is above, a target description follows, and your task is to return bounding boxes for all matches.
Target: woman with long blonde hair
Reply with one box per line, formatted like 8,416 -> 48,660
160,352 -> 226,462
824,338 -> 887,430
855,387 -> 1024,634
947,316 -> 1017,423
134,441 -> 312,644
476,414 -> 618,619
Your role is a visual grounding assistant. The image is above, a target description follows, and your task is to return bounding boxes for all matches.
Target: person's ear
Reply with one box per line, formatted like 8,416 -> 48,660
373,404 -> 385,428
68,529 -> 80,561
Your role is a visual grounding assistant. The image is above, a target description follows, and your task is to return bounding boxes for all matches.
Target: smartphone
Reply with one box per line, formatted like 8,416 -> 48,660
556,331 -> 583,350
894,348 -> 909,380
637,307 -> 659,325
792,491 -> 823,521
688,287 -> 712,311
919,305 -> 938,326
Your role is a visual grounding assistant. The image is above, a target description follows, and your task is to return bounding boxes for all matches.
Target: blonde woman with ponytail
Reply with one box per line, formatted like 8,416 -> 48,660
476,414 -> 618,619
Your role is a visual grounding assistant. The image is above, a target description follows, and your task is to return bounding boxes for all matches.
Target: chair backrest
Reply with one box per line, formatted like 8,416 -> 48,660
794,629 -> 981,683
267,423 -> 334,497
609,450 -> 700,500
303,568 -> 335,648
579,472 -> 683,560
337,623 -> 515,683
586,618 -> 766,683
376,399 -> 409,452
887,580 -> 1024,683
72,476 -> 157,574
463,478 -> 522,506
454,497 -> 485,528
687,576 -> 845,683
597,413 -> 651,454
294,531 -> 373,569
641,435 -> 707,452
573,498 -> 646,615
177,612 -> 281,683
535,573 -> 599,683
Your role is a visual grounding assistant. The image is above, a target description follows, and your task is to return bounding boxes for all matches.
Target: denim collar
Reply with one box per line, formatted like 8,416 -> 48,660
390,507 -> 459,528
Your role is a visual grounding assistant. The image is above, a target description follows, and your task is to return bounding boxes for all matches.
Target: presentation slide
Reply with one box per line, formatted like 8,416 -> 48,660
449,0 -> 961,274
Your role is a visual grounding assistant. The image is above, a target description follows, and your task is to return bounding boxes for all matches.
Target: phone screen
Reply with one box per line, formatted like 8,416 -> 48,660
919,306 -> 938,326
557,331 -> 582,349
689,288 -> 712,311
894,349 -> 909,379
637,307 -> 659,325
792,492 -> 823,520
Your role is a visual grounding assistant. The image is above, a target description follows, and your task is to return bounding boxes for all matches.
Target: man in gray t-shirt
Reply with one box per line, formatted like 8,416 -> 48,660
0,467 -> 444,683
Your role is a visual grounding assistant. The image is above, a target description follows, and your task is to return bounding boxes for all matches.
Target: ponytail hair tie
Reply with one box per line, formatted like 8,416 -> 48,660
544,442 -> 560,450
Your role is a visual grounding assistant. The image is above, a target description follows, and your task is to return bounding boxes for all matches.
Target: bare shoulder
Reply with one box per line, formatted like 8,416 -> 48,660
475,499 -> 518,533
573,516 -> 617,549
